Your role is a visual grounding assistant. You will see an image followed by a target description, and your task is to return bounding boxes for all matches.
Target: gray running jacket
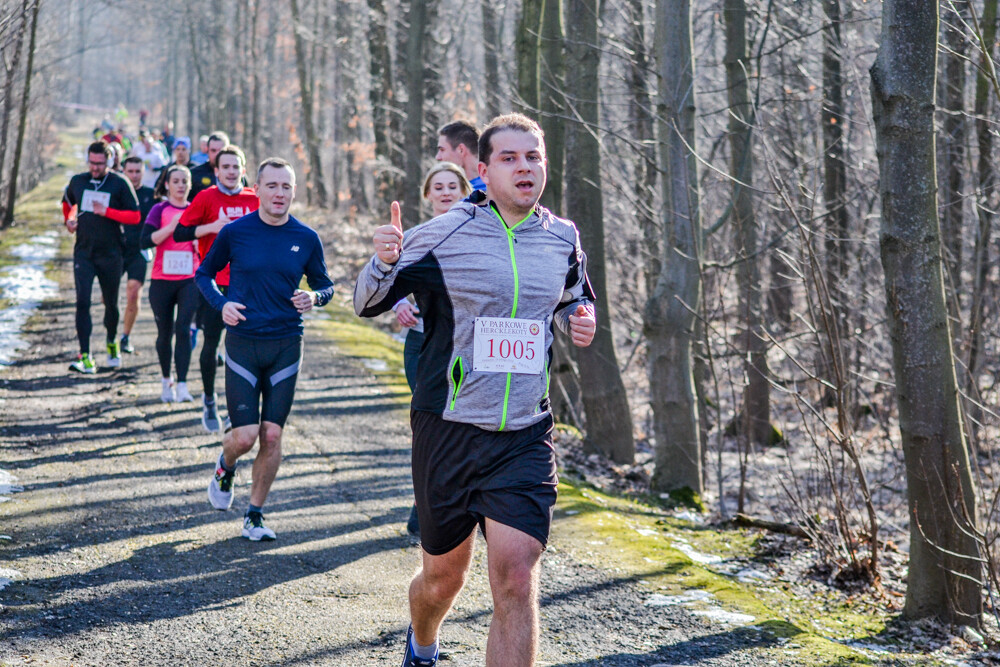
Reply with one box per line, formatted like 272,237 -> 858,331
354,200 -> 595,432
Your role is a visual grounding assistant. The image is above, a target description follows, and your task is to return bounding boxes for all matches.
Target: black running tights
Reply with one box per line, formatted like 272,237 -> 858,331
73,249 -> 122,354
148,279 -> 199,381
198,286 -> 227,397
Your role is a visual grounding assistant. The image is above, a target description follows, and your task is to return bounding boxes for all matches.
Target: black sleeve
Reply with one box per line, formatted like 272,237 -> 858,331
173,223 -> 197,242
140,223 -> 156,250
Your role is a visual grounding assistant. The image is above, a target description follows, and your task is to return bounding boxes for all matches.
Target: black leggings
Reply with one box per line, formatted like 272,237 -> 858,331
73,249 -> 123,354
198,286 -> 227,397
148,278 -> 199,382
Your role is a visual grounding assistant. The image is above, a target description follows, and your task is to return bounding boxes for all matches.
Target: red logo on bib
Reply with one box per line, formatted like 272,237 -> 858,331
529,323 -> 540,335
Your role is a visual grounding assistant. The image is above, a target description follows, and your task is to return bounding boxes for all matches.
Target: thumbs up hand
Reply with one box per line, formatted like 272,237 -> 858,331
568,303 -> 596,347
374,200 -> 404,264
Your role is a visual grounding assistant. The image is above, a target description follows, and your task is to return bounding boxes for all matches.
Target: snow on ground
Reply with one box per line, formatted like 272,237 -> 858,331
0,233 -> 59,366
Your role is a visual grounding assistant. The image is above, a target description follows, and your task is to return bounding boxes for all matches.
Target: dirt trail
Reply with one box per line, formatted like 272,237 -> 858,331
0,183 -> 798,666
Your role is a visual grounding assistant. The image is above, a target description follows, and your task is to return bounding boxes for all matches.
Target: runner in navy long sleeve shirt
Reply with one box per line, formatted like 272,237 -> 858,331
199,158 -> 334,542
195,210 -> 333,338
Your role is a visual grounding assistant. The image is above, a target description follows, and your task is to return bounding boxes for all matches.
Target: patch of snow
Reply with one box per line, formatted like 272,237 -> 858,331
646,590 -> 714,607
635,528 -> 658,537
692,609 -> 756,625
0,234 -> 59,366
0,568 -> 21,591
671,541 -> 723,564
673,510 -> 705,524
845,641 -> 891,655
0,468 -> 23,495
362,358 -> 388,371
735,567 -> 773,583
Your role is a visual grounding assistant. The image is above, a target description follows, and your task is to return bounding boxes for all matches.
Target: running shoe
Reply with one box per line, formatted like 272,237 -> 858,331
161,378 -> 174,403
207,458 -> 235,510
242,510 -> 276,541
120,334 -> 135,354
407,504 -> 420,538
401,625 -> 437,666
69,353 -> 96,374
174,382 -> 194,402
106,341 -> 121,368
201,394 -> 221,432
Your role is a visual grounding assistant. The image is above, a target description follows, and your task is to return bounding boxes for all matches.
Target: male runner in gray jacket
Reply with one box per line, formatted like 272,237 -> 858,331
355,113 -> 597,667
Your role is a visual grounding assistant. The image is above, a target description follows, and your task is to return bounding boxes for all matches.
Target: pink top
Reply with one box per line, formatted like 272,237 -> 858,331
145,201 -> 200,281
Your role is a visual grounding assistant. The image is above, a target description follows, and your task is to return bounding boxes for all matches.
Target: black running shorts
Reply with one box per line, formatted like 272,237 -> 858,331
410,410 -> 557,556
224,333 -> 303,428
122,251 -> 148,284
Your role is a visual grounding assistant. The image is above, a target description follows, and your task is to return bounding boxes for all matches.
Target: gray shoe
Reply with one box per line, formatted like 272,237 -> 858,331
201,395 -> 221,432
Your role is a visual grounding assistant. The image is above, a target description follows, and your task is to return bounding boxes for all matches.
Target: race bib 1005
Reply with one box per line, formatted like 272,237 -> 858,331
161,249 -> 194,276
473,317 -> 545,375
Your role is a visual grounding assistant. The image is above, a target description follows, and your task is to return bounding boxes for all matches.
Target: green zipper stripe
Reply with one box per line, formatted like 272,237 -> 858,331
449,356 -> 464,410
500,373 -> 512,431
490,205 -> 531,431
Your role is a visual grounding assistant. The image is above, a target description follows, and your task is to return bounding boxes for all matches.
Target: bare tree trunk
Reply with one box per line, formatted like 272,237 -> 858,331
368,0 -> 396,200
822,0 -> 850,398
870,0 -> 982,626
538,0 -> 565,214
565,0 -> 634,463
724,0 -> 771,447
481,0 -> 502,119
625,0 -> 658,297
516,1 -> 542,112
645,0 -> 702,493
967,0 -> 998,419
290,0 -> 328,207
939,1 -> 968,307
2,0 -> 38,229
0,3 -> 27,216
249,0 -> 262,165
401,0 -> 436,225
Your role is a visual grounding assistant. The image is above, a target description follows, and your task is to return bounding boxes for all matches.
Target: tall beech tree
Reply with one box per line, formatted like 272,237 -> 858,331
870,0 -> 981,625
724,0 -> 771,448
564,0 -> 634,463
645,0 -> 702,492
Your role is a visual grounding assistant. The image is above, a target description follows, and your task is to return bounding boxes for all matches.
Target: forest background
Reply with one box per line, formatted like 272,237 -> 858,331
0,0 -> 996,633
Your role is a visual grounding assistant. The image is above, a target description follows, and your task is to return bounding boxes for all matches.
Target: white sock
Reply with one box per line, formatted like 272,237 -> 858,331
411,634 -> 438,660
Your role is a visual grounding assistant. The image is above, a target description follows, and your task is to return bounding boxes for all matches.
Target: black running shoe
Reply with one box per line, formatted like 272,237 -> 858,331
120,334 -> 135,354
401,625 -> 437,666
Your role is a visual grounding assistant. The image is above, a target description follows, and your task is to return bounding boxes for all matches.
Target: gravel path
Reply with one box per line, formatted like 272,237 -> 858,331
0,242 -> 786,666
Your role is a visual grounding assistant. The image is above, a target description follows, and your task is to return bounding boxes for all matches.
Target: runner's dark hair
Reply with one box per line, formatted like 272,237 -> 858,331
216,144 -> 246,169
88,140 -> 112,159
122,156 -> 143,168
478,114 -> 545,165
207,132 -> 231,167
154,164 -> 191,200
439,120 -> 479,155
